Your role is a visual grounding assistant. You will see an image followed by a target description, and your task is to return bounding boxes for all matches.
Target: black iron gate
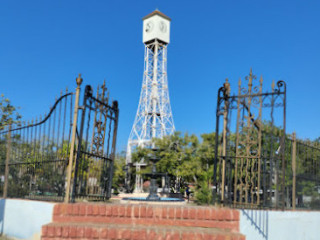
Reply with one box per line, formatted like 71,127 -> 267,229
71,82 -> 119,202
0,75 -> 119,203
0,91 -> 74,201
213,69 -> 286,209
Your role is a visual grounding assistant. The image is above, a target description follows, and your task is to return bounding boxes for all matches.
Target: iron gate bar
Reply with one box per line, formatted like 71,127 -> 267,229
213,86 -> 227,203
4,159 -> 66,166
79,150 -> 112,161
106,100 -> 119,199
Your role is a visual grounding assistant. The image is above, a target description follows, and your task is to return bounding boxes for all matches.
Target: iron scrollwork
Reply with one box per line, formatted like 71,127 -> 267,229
90,81 -> 110,156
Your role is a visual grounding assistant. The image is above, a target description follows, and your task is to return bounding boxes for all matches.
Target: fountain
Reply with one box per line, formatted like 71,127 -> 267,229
122,148 -> 184,203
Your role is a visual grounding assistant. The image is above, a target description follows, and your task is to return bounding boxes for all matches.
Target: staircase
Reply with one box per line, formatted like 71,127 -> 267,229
41,203 -> 245,240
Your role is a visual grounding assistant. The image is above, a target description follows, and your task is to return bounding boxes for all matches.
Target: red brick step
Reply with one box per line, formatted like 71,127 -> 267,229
42,222 -> 245,240
53,204 -> 240,232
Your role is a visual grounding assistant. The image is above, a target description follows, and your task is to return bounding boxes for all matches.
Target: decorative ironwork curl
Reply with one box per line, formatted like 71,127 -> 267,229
252,97 -> 261,105
274,80 -> 286,94
241,87 -> 249,95
252,86 -> 260,94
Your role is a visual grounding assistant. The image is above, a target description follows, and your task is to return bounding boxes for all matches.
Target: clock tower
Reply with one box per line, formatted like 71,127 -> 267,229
126,10 -> 175,192
143,10 -> 171,44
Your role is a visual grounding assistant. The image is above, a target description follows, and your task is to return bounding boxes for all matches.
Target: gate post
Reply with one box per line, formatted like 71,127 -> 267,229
221,79 -> 230,204
71,85 -> 92,203
292,132 -> 297,210
3,125 -> 12,198
64,74 -> 82,203
213,88 -> 222,204
106,101 -> 119,199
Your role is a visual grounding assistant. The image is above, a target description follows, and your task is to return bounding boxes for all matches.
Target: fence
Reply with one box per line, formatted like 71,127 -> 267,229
0,75 -> 119,203
287,133 -> 320,210
0,92 -> 74,201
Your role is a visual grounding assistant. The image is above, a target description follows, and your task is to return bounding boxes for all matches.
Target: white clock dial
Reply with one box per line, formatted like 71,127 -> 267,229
159,21 -> 167,33
145,21 -> 154,33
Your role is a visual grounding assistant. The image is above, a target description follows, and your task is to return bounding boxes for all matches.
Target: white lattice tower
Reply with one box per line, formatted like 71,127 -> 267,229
126,10 -> 175,192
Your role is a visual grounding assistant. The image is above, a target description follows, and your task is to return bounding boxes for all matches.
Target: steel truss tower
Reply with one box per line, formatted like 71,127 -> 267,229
126,11 -> 175,192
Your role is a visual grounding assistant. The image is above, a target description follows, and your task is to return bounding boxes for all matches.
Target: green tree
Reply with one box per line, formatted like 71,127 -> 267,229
0,94 -> 21,130
131,132 -> 217,204
0,94 -> 22,196
112,153 -> 126,194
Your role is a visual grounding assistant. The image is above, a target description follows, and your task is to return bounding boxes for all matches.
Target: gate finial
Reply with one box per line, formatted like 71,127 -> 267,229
224,78 -> 231,95
76,74 -> 83,86
246,68 -> 257,81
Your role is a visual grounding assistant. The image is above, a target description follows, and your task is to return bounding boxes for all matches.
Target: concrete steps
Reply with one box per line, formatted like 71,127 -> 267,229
41,203 -> 245,240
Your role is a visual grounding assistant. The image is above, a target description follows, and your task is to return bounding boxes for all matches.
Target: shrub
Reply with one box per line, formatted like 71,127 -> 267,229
195,181 -> 212,205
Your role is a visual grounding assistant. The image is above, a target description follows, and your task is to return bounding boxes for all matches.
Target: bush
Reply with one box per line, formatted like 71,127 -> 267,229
310,197 -> 320,210
195,181 -> 212,205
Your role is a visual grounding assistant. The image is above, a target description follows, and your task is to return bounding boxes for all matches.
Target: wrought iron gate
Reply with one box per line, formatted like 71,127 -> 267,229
0,75 -> 119,203
214,69 -> 286,208
0,91 -> 74,201
71,82 -> 119,202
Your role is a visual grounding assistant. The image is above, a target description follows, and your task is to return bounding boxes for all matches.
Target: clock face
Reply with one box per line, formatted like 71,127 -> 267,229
145,21 -> 154,33
159,21 -> 167,33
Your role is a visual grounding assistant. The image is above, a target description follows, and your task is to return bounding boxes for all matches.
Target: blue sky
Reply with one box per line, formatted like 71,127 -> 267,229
1,0 -> 320,152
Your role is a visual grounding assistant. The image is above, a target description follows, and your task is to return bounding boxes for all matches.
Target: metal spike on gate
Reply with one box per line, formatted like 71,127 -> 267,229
260,75 -> 263,86
96,85 -> 100,99
272,80 -> 275,92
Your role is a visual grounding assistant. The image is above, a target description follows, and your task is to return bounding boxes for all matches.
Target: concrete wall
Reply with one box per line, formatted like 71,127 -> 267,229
0,199 -> 54,240
240,209 -> 320,240
1,199 -> 320,240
